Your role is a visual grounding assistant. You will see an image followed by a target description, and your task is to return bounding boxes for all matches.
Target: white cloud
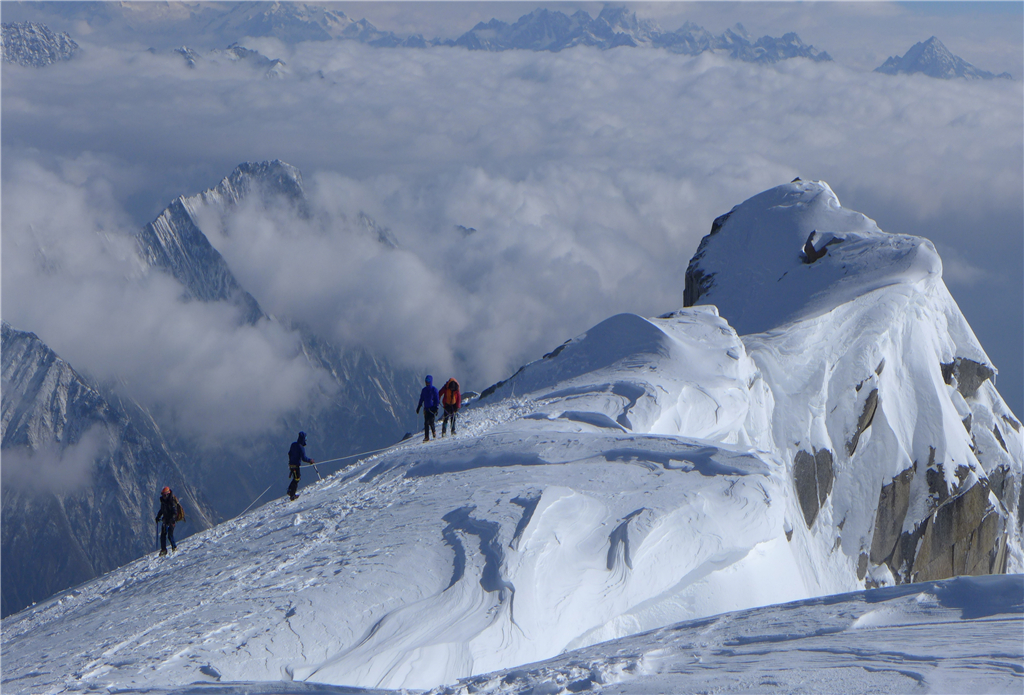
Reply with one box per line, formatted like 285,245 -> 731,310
1,158 -> 334,442
1,425 -> 110,495
3,27 -> 1021,426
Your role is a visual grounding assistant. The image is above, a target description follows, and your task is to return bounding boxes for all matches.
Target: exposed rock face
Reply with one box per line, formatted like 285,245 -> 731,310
941,357 -> 996,399
138,198 -> 265,325
1,323 -> 214,617
682,211 -> 730,308
1,21 -> 78,67
909,481 -> 1008,581
793,448 -> 834,528
870,465 -> 916,566
846,388 -> 878,456
136,160 -> 311,325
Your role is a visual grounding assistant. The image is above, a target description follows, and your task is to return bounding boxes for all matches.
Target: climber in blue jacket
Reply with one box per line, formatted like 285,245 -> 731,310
416,375 -> 440,442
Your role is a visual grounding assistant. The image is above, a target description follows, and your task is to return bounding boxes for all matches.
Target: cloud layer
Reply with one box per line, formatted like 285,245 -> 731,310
3,32 -> 1021,436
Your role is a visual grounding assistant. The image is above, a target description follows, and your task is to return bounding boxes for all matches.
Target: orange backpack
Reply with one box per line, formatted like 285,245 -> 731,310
442,379 -> 461,407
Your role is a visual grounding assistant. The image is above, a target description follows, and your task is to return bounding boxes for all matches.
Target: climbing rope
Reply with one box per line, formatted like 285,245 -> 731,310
232,438 -> 416,520
237,482 -> 274,517
297,442 -> 402,469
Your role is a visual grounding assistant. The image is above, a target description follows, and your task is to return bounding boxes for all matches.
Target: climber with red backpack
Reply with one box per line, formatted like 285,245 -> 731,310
439,377 -> 461,437
155,486 -> 185,556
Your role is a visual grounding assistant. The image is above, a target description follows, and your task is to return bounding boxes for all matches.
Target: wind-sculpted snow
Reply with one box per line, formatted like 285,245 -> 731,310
432,574 -> 1023,695
1,308 -> 804,692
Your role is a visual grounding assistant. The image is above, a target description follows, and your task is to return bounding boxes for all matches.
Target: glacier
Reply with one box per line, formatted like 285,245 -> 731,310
1,180 -> 1020,694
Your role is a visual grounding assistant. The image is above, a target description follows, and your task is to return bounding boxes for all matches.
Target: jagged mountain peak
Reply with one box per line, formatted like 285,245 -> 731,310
204,159 -> 306,210
134,160 -> 311,324
875,36 -> 1012,79
1,20 -> 79,67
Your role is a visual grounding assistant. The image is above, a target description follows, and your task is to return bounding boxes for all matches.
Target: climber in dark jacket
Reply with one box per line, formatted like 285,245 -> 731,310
155,486 -> 182,556
287,431 -> 314,501
416,375 -> 440,442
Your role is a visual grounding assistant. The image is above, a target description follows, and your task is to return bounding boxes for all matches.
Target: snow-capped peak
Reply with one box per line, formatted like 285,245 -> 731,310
875,36 -> 1013,80
684,179 -> 940,335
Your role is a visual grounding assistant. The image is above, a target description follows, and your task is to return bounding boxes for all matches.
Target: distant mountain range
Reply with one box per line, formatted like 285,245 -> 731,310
3,4 -> 833,65
448,8 -> 831,63
5,4 -> 1014,80
875,36 -> 1013,80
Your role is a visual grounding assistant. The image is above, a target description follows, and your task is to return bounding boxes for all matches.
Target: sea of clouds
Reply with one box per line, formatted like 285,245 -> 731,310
2,34 -> 1021,446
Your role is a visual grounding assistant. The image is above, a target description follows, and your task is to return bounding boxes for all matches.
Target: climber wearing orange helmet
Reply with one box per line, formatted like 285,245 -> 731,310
155,486 -> 184,556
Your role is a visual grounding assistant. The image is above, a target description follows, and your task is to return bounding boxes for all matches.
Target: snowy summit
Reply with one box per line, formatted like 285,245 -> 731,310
1,180 -> 1020,694
875,36 -> 1012,80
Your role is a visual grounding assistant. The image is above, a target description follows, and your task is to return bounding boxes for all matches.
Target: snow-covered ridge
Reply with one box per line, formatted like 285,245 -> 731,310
1,21 -> 78,67
2,180 -> 1019,693
876,36 -> 1013,80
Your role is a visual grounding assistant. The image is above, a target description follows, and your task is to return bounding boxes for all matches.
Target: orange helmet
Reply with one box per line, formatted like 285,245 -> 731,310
161,486 -> 171,495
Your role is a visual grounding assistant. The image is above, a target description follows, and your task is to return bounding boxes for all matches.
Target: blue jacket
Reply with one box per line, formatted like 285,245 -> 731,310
418,385 -> 440,412
288,441 -> 311,467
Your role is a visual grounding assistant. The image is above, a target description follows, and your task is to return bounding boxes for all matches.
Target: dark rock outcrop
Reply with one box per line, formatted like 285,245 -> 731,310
793,448 -> 835,528
910,481 -> 1007,581
870,465 -> 916,565
846,388 -> 878,456
940,357 -> 996,399
683,211 -> 731,307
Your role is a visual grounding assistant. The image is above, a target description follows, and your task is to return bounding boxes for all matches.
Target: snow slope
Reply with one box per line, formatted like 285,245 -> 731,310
2,180 -> 1020,694
436,574 -> 1023,695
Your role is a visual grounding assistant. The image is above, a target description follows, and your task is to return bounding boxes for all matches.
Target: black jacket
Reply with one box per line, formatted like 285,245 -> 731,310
156,494 -> 180,525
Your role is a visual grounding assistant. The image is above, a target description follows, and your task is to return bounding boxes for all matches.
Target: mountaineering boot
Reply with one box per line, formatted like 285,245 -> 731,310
159,549 -> 167,557
289,493 -> 298,501
171,546 -> 177,552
